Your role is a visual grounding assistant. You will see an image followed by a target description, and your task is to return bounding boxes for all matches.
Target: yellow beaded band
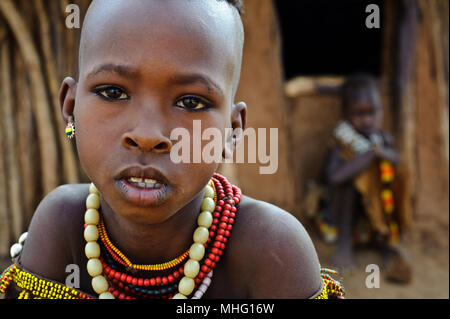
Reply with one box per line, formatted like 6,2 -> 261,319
2,264 -> 90,299
313,272 -> 345,299
313,282 -> 329,299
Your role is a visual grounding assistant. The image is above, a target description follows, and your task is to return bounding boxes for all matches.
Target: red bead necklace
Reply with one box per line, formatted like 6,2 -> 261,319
97,173 -> 241,299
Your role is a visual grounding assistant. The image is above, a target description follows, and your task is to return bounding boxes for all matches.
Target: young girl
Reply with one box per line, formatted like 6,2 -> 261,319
1,0 -> 343,299
317,74 -> 412,283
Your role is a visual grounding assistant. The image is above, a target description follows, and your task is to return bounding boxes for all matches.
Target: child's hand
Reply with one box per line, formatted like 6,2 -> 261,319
373,144 -> 399,165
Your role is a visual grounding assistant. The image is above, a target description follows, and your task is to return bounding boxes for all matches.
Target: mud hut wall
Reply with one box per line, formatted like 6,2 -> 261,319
228,0 -> 296,213
408,0 -> 449,252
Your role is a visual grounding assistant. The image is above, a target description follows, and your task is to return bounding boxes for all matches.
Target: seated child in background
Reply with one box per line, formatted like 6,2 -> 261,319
1,0 -> 343,299
316,74 -> 412,283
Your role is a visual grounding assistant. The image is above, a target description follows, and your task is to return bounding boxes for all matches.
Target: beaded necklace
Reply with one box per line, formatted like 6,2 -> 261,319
380,160 -> 399,244
83,173 -> 241,299
97,216 -> 191,271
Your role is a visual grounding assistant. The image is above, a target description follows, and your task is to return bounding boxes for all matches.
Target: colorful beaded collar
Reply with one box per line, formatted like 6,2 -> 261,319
83,173 -> 241,299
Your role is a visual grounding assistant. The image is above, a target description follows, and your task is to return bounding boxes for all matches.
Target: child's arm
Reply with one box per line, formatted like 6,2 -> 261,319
373,145 -> 400,165
325,146 -> 377,185
373,132 -> 400,165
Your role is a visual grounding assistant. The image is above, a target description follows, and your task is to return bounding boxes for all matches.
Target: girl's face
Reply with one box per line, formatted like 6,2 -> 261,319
61,0 -> 245,224
346,92 -> 381,138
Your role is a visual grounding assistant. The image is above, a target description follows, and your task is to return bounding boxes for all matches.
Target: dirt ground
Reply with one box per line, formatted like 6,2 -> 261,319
310,230 -> 449,299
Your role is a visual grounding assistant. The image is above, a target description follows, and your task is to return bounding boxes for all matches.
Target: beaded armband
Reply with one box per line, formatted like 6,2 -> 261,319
2,264 -> 345,299
0,264 -> 92,299
312,268 -> 345,299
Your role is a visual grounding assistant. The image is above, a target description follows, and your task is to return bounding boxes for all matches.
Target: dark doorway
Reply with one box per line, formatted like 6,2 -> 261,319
274,0 -> 384,79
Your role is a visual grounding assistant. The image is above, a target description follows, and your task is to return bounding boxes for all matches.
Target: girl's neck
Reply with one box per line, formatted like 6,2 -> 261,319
98,190 -> 204,264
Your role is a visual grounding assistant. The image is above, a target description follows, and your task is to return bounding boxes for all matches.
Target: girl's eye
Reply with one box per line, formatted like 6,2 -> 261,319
95,86 -> 129,100
176,96 -> 211,110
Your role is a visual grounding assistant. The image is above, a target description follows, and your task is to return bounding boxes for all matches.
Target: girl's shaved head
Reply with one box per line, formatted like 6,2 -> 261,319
78,0 -> 244,97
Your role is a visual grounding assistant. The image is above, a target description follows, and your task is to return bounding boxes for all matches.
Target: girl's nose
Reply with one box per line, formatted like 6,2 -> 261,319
121,126 -> 172,154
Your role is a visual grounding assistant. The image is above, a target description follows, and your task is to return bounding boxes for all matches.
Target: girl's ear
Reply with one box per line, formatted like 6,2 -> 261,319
232,101 -> 247,132
223,101 -> 247,159
59,77 -> 77,122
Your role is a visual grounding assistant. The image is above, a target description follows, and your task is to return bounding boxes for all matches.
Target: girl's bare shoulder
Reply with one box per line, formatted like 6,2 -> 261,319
226,195 -> 322,298
19,184 -> 90,283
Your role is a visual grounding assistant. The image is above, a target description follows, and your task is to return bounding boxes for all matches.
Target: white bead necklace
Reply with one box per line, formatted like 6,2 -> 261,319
84,181 -> 216,299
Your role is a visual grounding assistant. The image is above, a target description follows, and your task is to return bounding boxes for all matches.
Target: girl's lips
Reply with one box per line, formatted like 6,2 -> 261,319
116,179 -> 169,207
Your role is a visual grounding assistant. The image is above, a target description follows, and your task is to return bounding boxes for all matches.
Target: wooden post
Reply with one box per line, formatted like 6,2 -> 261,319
1,39 -> 23,241
0,0 -> 59,195
0,22 -> 11,256
35,0 -> 79,184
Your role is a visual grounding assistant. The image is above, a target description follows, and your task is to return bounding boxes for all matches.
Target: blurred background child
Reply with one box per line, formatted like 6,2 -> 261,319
317,73 -> 412,283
